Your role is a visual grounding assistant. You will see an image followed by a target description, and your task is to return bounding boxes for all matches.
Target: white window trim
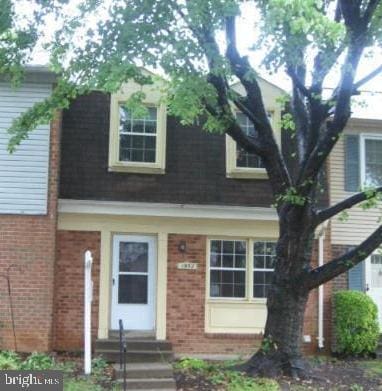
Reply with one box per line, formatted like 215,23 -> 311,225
108,91 -> 167,174
360,133 -> 382,187
206,237 -> 276,304
225,109 -> 282,179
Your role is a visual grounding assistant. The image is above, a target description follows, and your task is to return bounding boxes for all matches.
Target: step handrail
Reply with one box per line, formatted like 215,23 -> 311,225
119,319 -> 127,391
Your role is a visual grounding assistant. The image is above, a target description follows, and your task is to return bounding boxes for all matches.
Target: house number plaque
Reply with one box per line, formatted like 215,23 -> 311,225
177,262 -> 198,270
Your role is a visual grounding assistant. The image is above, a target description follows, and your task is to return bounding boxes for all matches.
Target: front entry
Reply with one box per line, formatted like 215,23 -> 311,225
111,235 -> 156,330
366,253 -> 382,330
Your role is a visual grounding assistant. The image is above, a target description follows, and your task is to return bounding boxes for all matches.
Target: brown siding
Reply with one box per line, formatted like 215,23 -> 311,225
59,92 -> 274,207
54,230 -> 100,351
0,114 -> 61,352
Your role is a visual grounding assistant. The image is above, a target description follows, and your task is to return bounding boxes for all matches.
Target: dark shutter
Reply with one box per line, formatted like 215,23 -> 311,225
344,135 -> 360,192
348,261 -> 365,292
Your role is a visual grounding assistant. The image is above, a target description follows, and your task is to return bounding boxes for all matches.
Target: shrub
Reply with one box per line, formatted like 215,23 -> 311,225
0,351 -> 21,370
64,378 -> 103,391
334,290 -> 380,356
20,352 -> 55,370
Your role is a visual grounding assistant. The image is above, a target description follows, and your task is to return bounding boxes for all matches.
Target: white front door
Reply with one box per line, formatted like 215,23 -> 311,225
111,235 -> 156,330
366,253 -> 382,330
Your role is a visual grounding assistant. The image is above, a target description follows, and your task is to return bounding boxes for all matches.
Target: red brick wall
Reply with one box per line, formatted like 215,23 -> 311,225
0,114 -> 61,352
53,230 -> 100,351
330,243 -> 351,352
167,233 -> 332,356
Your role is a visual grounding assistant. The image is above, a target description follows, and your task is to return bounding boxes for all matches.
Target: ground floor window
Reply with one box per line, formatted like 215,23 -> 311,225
208,238 -> 276,300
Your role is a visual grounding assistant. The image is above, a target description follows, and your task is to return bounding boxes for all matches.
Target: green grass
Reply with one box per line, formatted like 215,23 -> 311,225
357,360 -> 382,377
175,357 -> 280,391
0,351 -> 116,390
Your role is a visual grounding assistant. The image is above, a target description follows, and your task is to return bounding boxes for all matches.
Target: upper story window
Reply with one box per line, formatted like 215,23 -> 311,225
226,111 -> 280,179
362,136 -> 382,187
236,112 -> 265,169
108,81 -> 167,174
119,106 -> 157,163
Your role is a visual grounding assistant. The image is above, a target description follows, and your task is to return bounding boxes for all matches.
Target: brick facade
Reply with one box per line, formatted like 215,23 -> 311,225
53,230 -> 101,351
330,244 -> 351,352
0,114 -> 61,352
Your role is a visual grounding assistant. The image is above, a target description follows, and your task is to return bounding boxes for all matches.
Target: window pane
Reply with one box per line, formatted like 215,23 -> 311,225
210,253 -> 221,267
210,284 -> 220,297
235,241 -> 246,255
145,136 -> 156,149
118,275 -> 148,304
144,149 -> 156,163
254,256 -> 264,268
222,254 -> 234,268
223,241 -> 234,254
235,255 -> 246,268
210,270 -> 221,283
265,256 -> 275,269
365,139 -> 382,186
254,271 -> 264,284
254,241 -> 265,255
131,149 -> 144,162
234,284 -> 245,298
210,240 -> 221,253
221,284 -> 234,297
222,270 -> 234,283
234,271 -> 245,284
119,242 -> 148,272
254,285 -> 265,298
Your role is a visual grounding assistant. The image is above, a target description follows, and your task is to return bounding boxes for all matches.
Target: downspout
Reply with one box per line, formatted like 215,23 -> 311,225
316,222 -> 328,350
318,231 -> 325,349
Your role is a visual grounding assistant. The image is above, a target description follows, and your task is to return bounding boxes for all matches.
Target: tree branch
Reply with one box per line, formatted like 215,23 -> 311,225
287,67 -> 312,99
224,16 -> 292,194
353,64 -> 382,91
315,186 -> 382,224
305,225 -> 382,289
296,0 -> 376,195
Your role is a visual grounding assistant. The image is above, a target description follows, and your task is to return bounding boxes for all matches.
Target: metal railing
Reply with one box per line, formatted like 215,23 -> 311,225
119,319 -> 127,391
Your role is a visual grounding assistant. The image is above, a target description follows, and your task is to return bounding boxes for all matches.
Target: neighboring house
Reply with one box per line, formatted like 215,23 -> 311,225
0,68 -> 351,358
330,118 -> 382,331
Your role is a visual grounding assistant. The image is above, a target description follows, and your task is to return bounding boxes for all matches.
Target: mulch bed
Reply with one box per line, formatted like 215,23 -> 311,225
175,358 -> 382,390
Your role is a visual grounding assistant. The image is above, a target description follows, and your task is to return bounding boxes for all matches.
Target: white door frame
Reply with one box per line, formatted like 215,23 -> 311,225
365,254 -> 382,330
110,234 -> 157,331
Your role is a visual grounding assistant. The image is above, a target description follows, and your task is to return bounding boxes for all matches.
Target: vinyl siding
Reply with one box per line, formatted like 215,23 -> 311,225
329,120 -> 382,245
0,82 -> 52,214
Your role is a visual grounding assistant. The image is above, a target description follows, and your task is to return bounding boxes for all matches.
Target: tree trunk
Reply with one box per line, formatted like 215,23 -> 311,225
239,282 -> 310,378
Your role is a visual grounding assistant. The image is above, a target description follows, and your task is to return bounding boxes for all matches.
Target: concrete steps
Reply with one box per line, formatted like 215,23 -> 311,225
95,333 -> 175,390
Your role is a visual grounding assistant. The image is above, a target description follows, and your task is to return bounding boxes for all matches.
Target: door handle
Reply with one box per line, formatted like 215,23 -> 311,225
112,278 -> 115,286
365,284 -> 370,292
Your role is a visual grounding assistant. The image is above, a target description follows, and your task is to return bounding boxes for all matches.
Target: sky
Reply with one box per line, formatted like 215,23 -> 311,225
23,0 -> 382,120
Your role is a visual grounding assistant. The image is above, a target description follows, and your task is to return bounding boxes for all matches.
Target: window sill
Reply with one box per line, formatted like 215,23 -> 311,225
108,163 -> 165,175
207,298 -> 267,305
226,168 -> 268,179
